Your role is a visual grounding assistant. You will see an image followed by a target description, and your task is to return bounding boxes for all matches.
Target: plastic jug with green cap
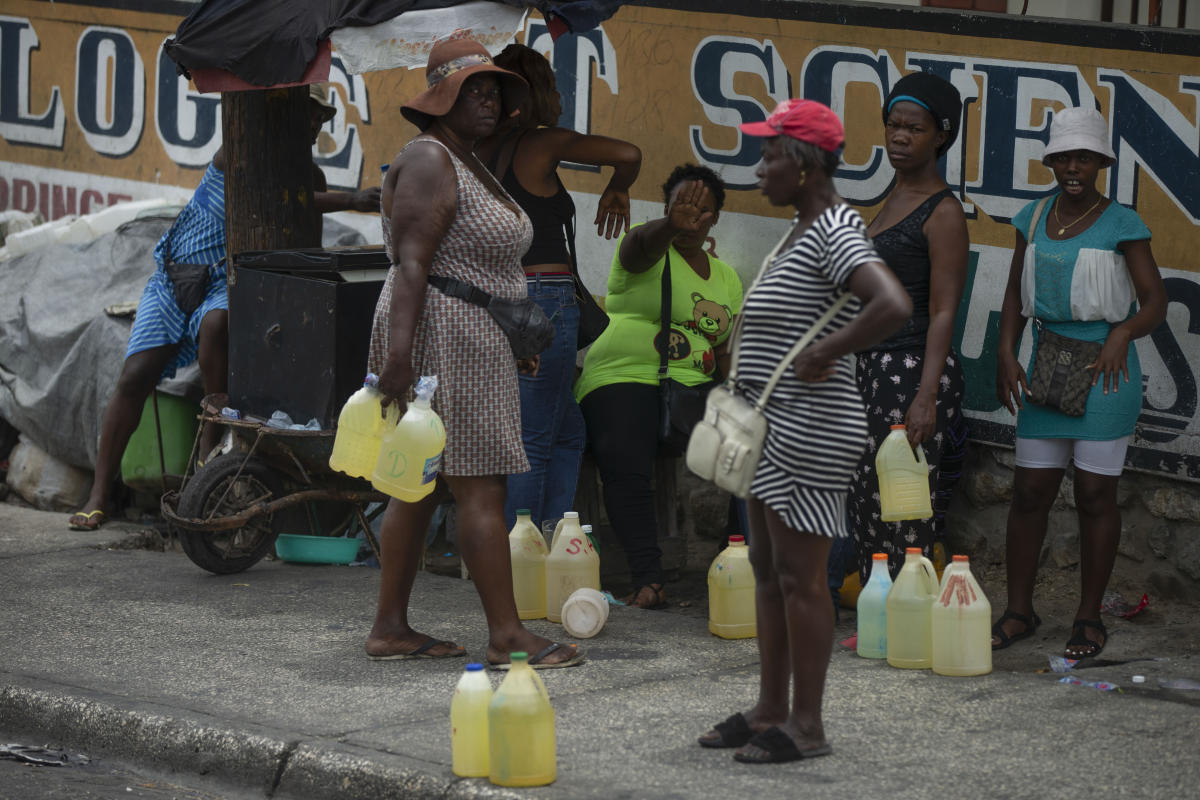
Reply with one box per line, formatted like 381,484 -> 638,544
488,652 -> 555,787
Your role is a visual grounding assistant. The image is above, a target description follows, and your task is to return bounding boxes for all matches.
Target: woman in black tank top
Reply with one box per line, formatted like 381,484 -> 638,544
845,73 -> 970,587
477,44 -> 642,542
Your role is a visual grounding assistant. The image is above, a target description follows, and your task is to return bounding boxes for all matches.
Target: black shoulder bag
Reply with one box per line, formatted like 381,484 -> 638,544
427,275 -> 554,360
657,252 -> 715,457
565,218 -> 610,348
159,212 -> 217,317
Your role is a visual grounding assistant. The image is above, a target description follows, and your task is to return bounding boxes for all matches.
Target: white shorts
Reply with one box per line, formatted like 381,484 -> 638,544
1014,436 -> 1131,477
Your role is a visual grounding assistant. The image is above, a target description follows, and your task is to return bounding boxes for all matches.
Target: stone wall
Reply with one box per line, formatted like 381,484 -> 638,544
947,443 -> 1200,601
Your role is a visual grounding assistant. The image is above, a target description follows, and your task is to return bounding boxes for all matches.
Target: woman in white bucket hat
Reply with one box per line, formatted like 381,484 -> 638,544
992,106 -> 1166,659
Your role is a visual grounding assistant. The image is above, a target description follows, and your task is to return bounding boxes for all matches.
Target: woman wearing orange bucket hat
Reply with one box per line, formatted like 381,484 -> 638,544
363,37 -> 583,670
696,99 -> 910,762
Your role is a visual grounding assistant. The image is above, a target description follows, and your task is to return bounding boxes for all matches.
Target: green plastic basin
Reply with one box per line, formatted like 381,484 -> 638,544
274,534 -> 359,565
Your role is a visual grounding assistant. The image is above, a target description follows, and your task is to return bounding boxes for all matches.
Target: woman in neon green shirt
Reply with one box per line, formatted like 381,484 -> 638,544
575,164 -> 743,608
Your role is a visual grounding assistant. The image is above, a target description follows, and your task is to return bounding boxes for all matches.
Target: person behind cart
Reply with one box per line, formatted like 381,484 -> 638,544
477,42 -> 642,534
364,38 -> 584,668
68,84 -> 381,531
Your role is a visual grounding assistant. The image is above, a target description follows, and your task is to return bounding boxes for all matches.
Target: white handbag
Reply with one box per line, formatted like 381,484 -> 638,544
685,220 -> 852,498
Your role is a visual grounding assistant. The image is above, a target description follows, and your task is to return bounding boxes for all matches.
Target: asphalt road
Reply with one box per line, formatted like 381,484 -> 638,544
2,501 -> 1199,800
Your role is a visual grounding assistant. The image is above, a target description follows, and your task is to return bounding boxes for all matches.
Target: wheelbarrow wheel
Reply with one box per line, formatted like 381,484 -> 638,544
176,452 -> 295,574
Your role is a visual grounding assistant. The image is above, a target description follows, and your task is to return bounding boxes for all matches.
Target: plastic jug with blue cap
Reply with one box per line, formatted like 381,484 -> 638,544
451,663 -> 492,777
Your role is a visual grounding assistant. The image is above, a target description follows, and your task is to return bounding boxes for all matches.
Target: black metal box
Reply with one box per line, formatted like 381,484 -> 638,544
227,248 -> 387,428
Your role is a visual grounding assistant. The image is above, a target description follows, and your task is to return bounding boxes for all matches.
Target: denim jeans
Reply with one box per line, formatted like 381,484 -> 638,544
504,276 -> 586,529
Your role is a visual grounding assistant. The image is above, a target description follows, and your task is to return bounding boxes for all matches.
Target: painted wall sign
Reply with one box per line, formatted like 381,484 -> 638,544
2,0 -> 1199,478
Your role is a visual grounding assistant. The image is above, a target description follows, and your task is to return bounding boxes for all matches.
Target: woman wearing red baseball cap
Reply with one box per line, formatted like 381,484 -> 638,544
697,99 -> 911,762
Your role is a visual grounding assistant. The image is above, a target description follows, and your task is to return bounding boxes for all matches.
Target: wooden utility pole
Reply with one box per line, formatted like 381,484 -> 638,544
220,86 -> 318,279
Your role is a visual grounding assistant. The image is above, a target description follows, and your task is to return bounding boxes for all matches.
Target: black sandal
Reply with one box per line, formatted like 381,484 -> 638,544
1065,618 -> 1107,659
732,727 -> 832,764
698,713 -> 753,749
991,609 -> 1042,650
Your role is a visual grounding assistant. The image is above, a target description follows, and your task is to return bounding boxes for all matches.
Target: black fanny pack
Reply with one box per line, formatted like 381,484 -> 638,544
164,261 -> 212,317
427,275 -> 554,360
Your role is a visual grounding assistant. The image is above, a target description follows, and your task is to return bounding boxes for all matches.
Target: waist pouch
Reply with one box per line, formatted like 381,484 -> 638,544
1026,322 -> 1103,417
164,261 -> 212,317
428,275 -> 554,360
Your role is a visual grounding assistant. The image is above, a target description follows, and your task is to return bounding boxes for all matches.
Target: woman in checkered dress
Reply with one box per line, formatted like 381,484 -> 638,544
363,39 -> 583,669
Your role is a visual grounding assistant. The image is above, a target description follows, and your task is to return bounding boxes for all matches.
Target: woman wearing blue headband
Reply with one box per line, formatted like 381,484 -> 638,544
846,71 -> 970,584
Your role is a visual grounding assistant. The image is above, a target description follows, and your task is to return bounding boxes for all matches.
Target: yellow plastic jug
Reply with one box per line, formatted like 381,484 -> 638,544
856,553 -> 892,659
876,425 -> 933,522
488,652 -> 555,787
707,535 -> 756,639
371,376 -> 446,502
544,513 -> 599,623
549,514 -> 570,552
886,547 -> 939,669
329,374 -> 399,479
509,509 -> 548,620
931,555 -> 993,676
450,663 -> 492,777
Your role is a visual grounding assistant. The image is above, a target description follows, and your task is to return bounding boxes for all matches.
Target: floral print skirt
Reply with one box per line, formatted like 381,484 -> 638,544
848,349 -> 967,583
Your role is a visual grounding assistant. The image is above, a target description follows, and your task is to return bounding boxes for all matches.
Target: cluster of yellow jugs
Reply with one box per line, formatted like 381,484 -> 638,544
857,549 -> 992,675
859,425 -> 991,675
328,374 -> 446,501
449,656 -> 556,786
508,510 -> 603,634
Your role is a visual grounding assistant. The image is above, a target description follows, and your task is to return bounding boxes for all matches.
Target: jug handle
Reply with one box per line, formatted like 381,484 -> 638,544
918,556 -> 938,598
913,442 -> 928,466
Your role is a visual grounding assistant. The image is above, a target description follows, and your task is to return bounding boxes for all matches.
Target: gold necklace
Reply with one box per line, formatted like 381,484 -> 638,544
1053,195 -> 1103,235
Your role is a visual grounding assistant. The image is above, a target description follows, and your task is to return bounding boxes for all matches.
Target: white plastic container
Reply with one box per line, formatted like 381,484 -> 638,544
560,588 -> 609,638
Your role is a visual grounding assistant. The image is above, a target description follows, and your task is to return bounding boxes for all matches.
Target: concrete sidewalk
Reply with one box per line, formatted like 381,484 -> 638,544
1,502 -> 1197,799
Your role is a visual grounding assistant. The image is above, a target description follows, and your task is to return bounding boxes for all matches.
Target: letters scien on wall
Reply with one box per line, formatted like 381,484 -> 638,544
2,0 -> 1198,478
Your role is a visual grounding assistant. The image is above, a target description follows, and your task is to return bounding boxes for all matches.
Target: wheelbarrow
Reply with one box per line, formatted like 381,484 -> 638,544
161,394 -> 385,574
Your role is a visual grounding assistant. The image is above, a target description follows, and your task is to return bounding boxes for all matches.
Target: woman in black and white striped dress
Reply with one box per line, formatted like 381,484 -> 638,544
698,100 -> 910,763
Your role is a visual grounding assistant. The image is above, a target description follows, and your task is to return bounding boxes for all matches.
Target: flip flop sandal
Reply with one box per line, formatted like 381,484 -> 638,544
68,510 -> 106,531
489,642 -> 586,671
991,609 -> 1042,650
698,712 -> 754,749
1065,618 -> 1107,659
732,727 -> 833,764
624,584 -> 668,610
366,636 -> 465,661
